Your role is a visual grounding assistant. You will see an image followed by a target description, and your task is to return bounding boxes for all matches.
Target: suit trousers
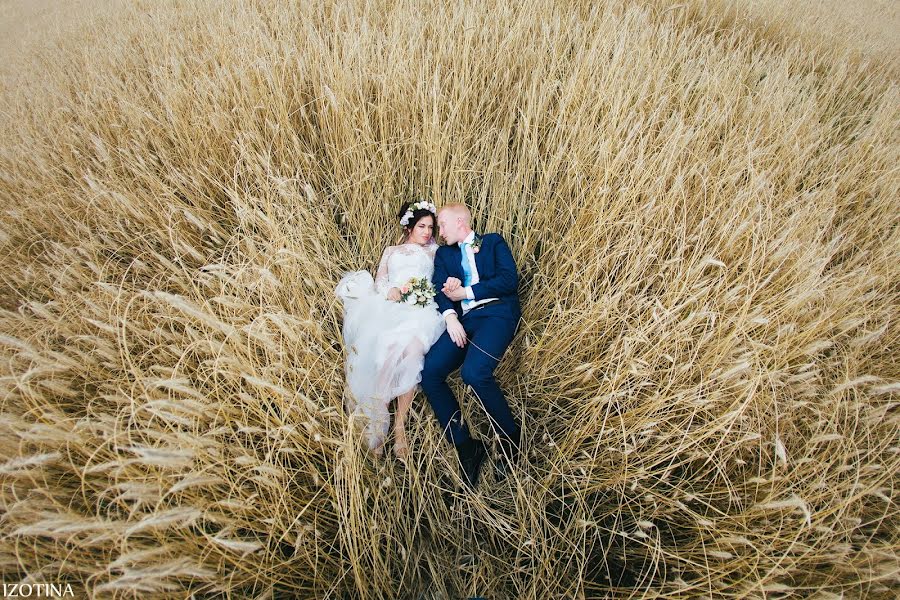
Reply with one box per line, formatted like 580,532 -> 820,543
421,309 -> 519,446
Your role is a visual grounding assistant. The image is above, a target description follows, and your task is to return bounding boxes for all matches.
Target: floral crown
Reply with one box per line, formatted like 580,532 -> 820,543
399,200 -> 437,226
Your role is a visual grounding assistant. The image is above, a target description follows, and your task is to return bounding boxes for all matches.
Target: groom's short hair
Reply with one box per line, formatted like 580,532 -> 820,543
439,203 -> 471,224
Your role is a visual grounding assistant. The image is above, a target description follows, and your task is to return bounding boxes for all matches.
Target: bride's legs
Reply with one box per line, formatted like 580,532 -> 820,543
374,342 -> 401,401
393,339 -> 424,461
371,337 -> 426,460
393,387 -> 415,461
368,342 -> 402,457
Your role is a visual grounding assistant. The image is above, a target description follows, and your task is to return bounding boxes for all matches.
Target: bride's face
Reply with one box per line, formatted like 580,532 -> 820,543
407,215 -> 434,245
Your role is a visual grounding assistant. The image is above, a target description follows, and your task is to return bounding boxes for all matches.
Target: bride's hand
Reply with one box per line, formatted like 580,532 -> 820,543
443,277 -> 462,292
442,286 -> 468,301
387,287 -> 402,301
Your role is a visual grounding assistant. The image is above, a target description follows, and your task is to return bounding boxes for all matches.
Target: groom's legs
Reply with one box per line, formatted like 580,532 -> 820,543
458,314 -> 520,447
421,331 -> 468,445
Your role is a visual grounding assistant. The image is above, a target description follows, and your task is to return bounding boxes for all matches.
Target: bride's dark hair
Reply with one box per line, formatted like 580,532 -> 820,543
397,201 -> 437,242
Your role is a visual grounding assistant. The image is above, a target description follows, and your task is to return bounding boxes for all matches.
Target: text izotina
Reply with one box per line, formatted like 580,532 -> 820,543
1,583 -> 75,598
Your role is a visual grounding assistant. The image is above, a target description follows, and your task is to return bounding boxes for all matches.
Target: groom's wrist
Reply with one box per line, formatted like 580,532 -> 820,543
442,309 -> 458,321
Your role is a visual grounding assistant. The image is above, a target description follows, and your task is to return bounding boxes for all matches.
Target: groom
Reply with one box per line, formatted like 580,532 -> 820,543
421,203 -> 522,489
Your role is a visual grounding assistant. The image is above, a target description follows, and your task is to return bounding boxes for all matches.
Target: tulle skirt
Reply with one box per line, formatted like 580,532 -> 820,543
334,270 -> 446,449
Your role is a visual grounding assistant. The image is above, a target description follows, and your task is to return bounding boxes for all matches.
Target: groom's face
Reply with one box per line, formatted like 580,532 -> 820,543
437,210 -> 462,244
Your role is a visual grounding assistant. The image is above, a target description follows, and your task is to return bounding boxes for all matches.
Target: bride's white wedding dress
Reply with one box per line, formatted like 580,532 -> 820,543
334,240 -> 446,449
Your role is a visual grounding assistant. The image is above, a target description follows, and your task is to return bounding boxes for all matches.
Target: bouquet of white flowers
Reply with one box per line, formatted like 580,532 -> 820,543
398,277 -> 436,307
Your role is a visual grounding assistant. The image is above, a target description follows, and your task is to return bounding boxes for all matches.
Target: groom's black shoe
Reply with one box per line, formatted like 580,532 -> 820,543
494,434 -> 521,484
456,438 -> 487,490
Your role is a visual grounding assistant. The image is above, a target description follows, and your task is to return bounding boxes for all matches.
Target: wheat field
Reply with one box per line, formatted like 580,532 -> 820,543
0,0 -> 898,598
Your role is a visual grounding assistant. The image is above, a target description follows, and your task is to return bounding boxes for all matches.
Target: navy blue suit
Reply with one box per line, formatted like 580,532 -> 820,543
422,233 -> 521,447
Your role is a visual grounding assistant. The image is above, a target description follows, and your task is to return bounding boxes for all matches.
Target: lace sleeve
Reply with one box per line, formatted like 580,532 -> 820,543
374,247 -> 392,296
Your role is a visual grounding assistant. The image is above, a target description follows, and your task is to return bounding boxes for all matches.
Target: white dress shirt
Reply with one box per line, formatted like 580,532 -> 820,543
442,230 -> 499,320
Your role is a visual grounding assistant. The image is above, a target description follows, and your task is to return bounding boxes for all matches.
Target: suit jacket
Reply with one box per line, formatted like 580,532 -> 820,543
431,232 -> 521,323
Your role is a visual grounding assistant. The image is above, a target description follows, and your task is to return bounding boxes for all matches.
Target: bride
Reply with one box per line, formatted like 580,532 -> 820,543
334,200 -> 446,460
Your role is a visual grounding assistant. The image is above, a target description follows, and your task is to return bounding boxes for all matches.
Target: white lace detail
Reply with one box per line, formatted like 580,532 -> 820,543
374,242 -> 438,297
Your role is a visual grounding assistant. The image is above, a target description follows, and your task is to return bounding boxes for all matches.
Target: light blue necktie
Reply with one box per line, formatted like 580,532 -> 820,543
460,241 -> 473,311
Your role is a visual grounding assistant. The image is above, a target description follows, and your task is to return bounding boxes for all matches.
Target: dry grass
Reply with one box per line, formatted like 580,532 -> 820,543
720,0 -> 900,75
0,0 -> 897,597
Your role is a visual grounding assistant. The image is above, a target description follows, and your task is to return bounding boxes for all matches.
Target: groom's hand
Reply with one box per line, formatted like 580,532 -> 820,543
445,314 -> 467,348
443,277 -> 462,291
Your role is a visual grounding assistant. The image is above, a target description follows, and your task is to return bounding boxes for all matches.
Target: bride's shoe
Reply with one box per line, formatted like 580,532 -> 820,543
394,431 -> 409,464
